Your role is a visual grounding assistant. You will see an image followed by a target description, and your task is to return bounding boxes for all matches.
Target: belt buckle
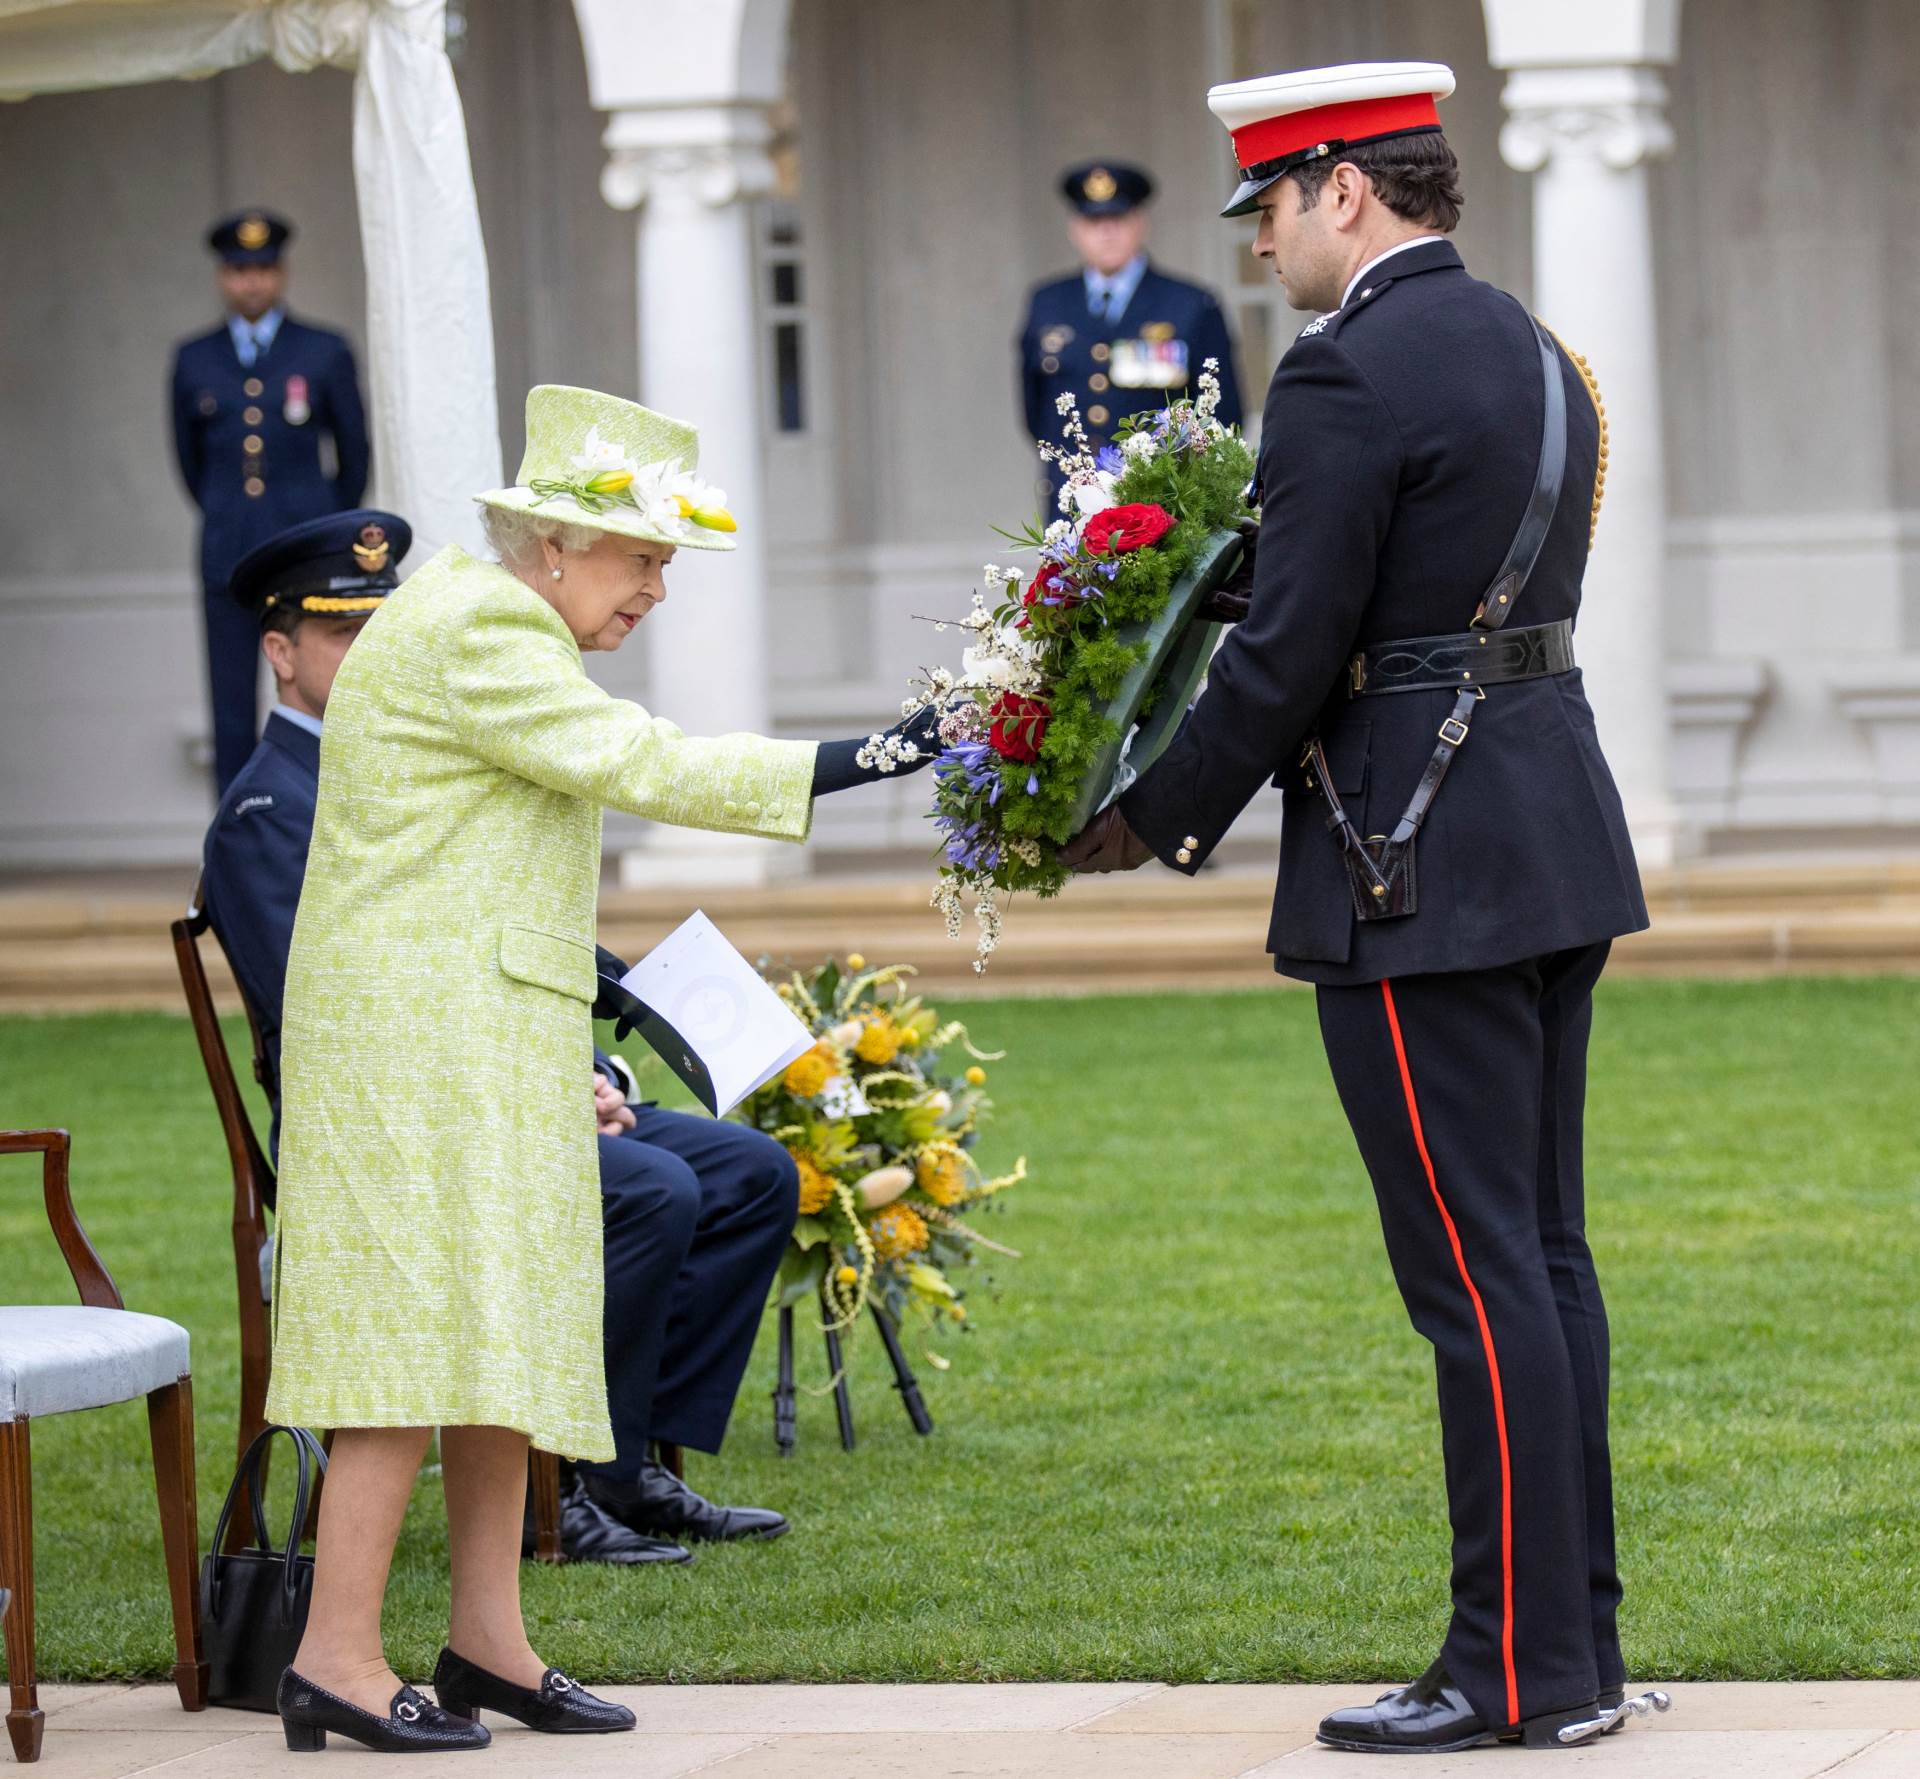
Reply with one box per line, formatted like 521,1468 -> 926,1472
1349,652 -> 1367,695
1437,715 -> 1471,747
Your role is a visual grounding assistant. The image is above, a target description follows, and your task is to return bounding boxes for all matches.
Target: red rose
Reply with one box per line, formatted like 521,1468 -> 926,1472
1082,502 -> 1175,556
988,692 -> 1050,763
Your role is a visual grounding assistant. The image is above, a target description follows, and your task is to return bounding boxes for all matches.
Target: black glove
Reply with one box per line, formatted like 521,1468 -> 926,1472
592,944 -> 641,1039
1195,517 -> 1260,624
812,704 -> 943,797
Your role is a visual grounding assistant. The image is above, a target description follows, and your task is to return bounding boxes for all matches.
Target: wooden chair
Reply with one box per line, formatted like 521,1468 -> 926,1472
172,892 -> 578,1558
1,1130 -> 207,1763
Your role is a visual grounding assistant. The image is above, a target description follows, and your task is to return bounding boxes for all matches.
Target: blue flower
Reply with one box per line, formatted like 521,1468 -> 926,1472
1095,443 -> 1124,475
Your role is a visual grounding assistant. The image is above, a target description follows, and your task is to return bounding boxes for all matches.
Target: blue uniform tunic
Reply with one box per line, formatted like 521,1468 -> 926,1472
1018,262 -> 1243,493
170,317 -> 369,790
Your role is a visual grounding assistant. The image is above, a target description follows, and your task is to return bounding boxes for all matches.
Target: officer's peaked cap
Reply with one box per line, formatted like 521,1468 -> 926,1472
1208,62 -> 1454,216
207,210 -> 293,265
1059,161 -> 1154,216
228,509 -> 412,623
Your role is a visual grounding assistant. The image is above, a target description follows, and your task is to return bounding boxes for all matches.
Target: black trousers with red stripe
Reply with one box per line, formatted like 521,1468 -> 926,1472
1315,940 -> 1624,1729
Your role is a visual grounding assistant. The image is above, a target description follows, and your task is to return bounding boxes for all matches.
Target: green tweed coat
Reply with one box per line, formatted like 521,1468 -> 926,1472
265,545 -> 816,1458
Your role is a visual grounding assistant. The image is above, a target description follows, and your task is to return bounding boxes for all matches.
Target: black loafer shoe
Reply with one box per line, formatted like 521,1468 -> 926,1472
433,1648 -> 635,1735
277,1668 -> 490,1753
1316,1660 -> 1600,1754
527,1474 -> 696,1565
584,1459 -> 789,1544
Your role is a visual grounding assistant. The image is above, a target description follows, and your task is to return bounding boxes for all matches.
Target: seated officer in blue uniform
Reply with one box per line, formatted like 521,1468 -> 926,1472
1017,161 -> 1243,500
170,211 -> 371,795
201,511 -> 797,1568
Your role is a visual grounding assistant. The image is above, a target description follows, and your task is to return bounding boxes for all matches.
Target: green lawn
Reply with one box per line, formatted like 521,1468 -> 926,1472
2,978 -> 1916,1686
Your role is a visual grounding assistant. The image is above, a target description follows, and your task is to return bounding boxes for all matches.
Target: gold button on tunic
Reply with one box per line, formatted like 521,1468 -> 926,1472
265,546 -> 818,1459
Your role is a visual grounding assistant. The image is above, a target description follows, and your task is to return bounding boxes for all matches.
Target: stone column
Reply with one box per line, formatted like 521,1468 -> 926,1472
1500,64 -> 1682,869
600,105 -> 795,887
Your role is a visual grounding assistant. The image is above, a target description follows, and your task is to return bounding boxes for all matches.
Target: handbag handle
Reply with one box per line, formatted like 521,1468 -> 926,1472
206,1423 -> 328,1620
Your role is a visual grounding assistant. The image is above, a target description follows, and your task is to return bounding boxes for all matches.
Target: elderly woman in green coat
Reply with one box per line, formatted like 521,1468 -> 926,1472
268,387 -> 933,1754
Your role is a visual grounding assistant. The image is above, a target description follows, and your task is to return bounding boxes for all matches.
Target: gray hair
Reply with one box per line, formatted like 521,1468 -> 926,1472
477,505 -> 602,576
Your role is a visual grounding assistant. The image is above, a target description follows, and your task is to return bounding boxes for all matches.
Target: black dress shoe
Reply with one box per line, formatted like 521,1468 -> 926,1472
1316,1660 -> 1600,1754
584,1459 -> 789,1543
432,1648 -> 635,1734
277,1668 -> 490,1753
524,1473 -> 695,1564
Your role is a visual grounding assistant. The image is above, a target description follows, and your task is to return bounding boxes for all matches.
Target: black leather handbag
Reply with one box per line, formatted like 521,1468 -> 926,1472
198,1424 -> 327,1712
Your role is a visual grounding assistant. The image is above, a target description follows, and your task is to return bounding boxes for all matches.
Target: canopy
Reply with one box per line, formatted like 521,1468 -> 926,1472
0,0 -> 502,559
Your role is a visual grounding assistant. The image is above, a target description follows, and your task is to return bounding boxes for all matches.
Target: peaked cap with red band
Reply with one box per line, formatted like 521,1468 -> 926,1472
1208,61 -> 1455,217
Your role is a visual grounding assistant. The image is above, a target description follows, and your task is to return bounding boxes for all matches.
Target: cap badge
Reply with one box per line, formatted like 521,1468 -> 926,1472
352,524 -> 391,572
236,215 -> 271,250
1084,167 -> 1118,203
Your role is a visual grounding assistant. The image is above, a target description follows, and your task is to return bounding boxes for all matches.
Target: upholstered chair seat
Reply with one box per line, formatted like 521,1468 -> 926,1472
0,1308 -> 193,1424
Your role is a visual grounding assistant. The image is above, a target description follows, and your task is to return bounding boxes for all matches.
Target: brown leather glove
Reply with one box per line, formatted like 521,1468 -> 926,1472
1195,516 -> 1260,624
1058,805 -> 1156,873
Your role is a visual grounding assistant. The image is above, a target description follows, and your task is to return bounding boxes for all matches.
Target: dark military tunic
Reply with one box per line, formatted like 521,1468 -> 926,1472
170,316 -> 369,790
1121,238 -> 1645,1732
1018,263 -> 1242,488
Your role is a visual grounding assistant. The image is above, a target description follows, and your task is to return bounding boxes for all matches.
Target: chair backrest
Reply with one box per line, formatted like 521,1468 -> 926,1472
171,891 -> 277,1233
0,1129 -> 122,1309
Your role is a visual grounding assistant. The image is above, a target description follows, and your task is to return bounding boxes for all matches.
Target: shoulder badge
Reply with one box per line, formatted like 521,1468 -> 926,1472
1299,313 -> 1332,338
232,794 -> 275,818
352,523 -> 391,572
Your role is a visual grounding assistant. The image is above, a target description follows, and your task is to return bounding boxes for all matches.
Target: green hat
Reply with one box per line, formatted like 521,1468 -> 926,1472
476,384 -> 738,552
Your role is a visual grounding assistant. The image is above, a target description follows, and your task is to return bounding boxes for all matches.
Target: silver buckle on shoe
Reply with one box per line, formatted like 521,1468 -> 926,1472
396,1699 -> 423,1723
549,1673 -> 574,1694
1556,1689 -> 1673,1745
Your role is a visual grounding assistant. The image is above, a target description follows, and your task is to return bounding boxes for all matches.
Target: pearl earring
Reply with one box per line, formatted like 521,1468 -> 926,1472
551,568 -> 562,581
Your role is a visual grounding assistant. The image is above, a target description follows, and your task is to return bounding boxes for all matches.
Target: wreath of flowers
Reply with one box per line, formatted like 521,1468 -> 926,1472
731,953 -> 1025,1365
858,362 -> 1256,969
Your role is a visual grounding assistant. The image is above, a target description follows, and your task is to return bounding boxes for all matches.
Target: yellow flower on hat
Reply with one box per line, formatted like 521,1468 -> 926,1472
846,953 -> 866,971
965,1066 -> 987,1087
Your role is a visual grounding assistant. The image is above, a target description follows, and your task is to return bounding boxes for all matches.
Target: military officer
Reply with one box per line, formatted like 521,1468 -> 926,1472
1063,65 -> 1670,1753
170,210 -> 370,793
1018,161 -> 1242,500
201,510 -> 798,1569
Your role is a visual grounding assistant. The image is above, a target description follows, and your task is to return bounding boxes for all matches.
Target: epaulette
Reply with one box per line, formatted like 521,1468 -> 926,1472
1542,324 -> 1608,549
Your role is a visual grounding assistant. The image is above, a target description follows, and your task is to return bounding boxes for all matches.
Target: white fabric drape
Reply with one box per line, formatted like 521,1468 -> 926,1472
0,0 -> 501,560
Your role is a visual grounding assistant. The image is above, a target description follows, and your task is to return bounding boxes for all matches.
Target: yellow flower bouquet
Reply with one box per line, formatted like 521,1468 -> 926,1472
730,953 -> 1025,1366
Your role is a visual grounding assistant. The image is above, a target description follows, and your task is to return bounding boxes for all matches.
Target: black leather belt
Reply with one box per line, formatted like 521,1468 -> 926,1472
1349,617 -> 1573,697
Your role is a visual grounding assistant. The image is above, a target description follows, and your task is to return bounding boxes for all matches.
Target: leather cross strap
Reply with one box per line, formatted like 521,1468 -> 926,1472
1352,617 -> 1572,696
1471,310 -> 1566,633
1307,298 -> 1570,919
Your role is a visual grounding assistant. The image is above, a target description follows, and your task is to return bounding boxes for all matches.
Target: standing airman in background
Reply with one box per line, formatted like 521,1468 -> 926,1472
1017,161 -> 1242,503
169,210 -> 370,793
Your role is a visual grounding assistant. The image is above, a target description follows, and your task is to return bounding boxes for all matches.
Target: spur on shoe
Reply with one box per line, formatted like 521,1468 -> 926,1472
584,1457 -> 789,1543
433,1647 -> 636,1734
276,1667 -> 491,1753
527,1471 -> 695,1564
1317,1662 -> 1674,1753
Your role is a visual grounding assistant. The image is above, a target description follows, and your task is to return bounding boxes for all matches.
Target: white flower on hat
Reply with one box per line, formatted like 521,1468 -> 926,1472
571,426 -> 634,478
624,462 -> 738,538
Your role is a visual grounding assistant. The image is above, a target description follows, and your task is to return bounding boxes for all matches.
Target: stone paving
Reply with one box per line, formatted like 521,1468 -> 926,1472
14,1680 -> 1920,1776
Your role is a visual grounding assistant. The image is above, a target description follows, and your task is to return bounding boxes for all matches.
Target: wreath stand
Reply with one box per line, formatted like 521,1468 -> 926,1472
773,1296 -> 933,1452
